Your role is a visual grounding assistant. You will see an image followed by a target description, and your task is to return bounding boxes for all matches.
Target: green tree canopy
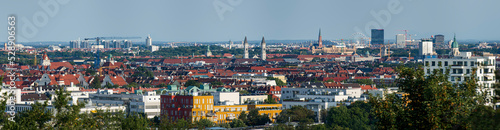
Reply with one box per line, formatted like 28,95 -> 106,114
370,67 -> 482,129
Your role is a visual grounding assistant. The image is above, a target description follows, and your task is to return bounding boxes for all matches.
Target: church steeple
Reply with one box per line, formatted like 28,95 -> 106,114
451,34 -> 458,48
41,51 -> 51,66
318,28 -> 323,48
243,36 -> 249,59
206,45 -> 212,57
450,33 -> 460,56
261,36 -> 266,61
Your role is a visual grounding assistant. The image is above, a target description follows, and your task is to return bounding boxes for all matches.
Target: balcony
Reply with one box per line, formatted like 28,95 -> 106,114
226,116 -> 236,120
206,112 -> 216,117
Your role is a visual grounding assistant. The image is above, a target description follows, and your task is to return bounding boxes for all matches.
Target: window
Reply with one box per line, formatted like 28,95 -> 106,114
432,61 -> 435,66
425,61 -> 429,66
444,61 -> 448,66
464,61 -> 467,66
466,69 -> 470,74
471,61 -> 474,66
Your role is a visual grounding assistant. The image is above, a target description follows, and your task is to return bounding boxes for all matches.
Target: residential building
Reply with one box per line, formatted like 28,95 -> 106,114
424,52 -> 496,106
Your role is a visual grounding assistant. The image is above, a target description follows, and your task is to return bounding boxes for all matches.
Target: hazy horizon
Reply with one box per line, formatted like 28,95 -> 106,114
2,0 -> 500,42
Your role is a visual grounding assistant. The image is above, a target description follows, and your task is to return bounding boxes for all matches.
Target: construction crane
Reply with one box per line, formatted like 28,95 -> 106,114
84,36 -> 141,69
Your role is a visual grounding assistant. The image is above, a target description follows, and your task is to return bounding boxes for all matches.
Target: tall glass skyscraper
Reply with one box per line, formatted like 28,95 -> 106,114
371,29 -> 384,45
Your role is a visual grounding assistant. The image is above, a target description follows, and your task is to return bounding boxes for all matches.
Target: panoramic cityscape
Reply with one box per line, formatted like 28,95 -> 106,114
1,0 -> 499,129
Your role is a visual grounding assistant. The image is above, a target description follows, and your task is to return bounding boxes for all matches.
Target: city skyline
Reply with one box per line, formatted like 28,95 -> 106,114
2,0 -> 500,42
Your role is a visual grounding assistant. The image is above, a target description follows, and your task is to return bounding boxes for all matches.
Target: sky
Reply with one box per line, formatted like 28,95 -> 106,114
2,0 -> 500,42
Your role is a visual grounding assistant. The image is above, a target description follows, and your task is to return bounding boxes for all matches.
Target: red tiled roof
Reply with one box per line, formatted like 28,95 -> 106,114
49,62 -> 74,70
109,76 -> 128,86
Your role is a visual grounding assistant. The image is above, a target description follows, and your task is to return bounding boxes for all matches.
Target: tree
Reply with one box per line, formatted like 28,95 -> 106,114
238,90 -> 250,95
157,115 -> 174,129
468,105 -> 500,129
14,101 -> 53,129
325,79 -> 335,82
91,75 -> 102,89
127,82 -> 138,88
264,94 -> 278,104
276,106 -> 315,125
243,109 -> 270,126
216,122 -> 231,128
325,104 -> 373,130
184,80 -> 201,87
195,119 -> 213,129
370,67 -> 481,129
52,87 -> 86,129
104,83 -> 113,88
156,83 -> 168,88
174,118 -> 192,129
238,111 -> 247,123
230,119 -> 247,128
354,79 -> 374,85
210,81 -> 224,86
121,113 -> 149,130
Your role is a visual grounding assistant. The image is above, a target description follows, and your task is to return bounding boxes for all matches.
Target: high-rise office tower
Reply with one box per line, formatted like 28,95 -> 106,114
103,40 -> 110,48
81,40 -> 90,48
146,35 -> 152,46
113,40 -> 121,48
70,40 -> 79,48
396,34 -> 406,48
419,38 -> 433,58
124,40 -> 132,48
243,36 -> 249,59
371,29 -> 384,45
261,36 -> 266,61
433,34 -> 445,47
318,29 -> 322,48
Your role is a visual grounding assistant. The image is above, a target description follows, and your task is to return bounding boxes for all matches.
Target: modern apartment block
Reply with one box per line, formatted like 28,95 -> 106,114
89,90 -> 161,118
424,52 -> 496,105
160,92 -> 281,124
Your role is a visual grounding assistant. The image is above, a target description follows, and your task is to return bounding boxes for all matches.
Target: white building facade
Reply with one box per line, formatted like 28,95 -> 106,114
424,52 -> 496,106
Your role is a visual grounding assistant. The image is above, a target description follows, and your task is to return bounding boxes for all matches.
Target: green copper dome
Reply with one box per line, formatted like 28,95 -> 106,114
451,34 -> 458,48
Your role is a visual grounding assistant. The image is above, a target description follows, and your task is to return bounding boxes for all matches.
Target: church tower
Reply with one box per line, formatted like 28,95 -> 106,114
450,34 -> 460,56
318,29 -> 323,48
261,36 -> 266,61
41,52 -> 51,66
243,36 -> 249,59
206,45 -> 212,57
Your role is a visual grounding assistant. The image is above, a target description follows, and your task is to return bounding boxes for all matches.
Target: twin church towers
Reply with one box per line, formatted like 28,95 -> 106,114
240,36 -> 266,60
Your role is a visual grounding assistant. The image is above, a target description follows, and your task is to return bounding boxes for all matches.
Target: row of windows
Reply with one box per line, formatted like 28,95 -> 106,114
427,60 -> 496,67
214,107 -> 246,112
161,98 -> 212,104
426,61 -> 476,67
426,68 -> 493,75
